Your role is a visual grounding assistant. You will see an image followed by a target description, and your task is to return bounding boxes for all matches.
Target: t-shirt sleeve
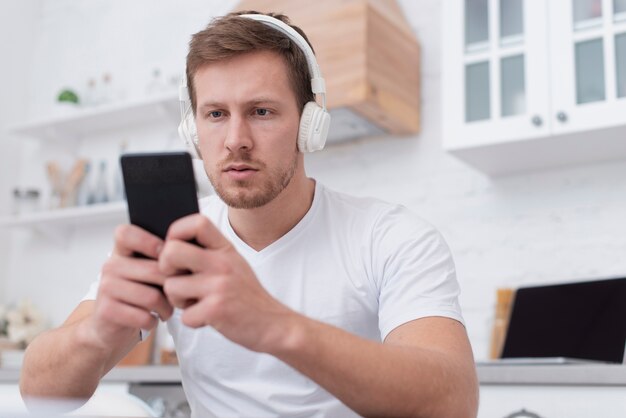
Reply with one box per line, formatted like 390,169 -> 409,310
371,205 -> 464,340
81,276 -> 100,301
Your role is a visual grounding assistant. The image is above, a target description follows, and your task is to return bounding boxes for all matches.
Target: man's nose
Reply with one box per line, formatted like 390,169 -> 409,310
224,114 -> 253,153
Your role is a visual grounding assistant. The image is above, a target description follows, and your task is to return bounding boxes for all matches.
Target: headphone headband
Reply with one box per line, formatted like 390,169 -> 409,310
179,14 -> 327,112
239,14 -> 326,97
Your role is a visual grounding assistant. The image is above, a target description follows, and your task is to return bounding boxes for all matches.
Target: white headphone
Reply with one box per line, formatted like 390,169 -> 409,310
178,13 -> 331,159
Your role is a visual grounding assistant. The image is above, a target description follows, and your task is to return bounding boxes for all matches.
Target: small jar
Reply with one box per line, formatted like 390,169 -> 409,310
12,188 -> 41,215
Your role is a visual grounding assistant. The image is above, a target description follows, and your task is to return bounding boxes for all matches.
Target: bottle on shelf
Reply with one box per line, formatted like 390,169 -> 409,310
101,72 -> 113,104
112,140 -> 128,202
93,160 -> 110,204
83,78 -> 99,107
12,188 -> 41,215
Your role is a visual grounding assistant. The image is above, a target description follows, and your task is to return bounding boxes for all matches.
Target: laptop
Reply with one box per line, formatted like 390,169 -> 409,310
490,277 -> 626,365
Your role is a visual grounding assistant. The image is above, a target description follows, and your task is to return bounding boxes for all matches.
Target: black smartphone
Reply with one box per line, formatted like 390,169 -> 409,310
121,152 -> 200,255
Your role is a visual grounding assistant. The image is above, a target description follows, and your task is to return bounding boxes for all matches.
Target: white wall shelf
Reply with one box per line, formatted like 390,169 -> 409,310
0,201 -> 127,229
8,91 -> 180,140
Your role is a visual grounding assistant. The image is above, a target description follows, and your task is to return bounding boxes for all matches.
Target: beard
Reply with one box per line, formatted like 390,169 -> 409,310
207,150 -> 299,209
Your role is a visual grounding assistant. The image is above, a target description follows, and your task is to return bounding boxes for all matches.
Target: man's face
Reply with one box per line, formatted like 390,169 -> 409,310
193,50 -> 302,209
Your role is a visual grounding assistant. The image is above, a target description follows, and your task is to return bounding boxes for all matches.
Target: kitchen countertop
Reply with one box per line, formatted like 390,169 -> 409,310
2,364 -> 626,386
476,363 -> 626,386
0,365 -> 182,384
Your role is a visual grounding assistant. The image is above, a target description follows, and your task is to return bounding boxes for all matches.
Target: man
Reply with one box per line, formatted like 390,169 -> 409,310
21,11 -> 478,418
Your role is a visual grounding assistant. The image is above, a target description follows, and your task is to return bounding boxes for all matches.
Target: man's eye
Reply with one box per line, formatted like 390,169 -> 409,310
255,108 -> 269,116
207,111 -> 222,118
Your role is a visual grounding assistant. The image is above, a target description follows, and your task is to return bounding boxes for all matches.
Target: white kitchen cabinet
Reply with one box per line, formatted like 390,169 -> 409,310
442,0 -> 626,175
477,364 -> 626,417
549,0 -> 626,135
479,385 -> 626,418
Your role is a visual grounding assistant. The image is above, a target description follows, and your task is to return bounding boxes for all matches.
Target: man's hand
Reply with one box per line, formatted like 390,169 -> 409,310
159,214 -> 296,353
86,224 -> 174,350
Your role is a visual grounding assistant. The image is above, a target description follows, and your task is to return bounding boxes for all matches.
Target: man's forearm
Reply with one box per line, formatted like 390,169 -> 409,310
271,315 -> 478,418
20,318 -> 138,403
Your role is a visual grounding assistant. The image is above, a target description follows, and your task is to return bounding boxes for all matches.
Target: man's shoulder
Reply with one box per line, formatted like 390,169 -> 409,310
317,183 -> 441,246
319,183 -> 393,215
319,183 -> 426,227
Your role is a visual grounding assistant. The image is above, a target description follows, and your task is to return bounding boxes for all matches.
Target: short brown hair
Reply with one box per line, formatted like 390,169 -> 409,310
186,11 -> 316,116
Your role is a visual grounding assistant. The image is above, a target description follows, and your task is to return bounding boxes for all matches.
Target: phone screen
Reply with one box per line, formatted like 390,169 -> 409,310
121,152 -> 199,241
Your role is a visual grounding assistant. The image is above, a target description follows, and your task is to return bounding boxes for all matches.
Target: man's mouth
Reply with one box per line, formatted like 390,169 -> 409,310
224,163 -> 258,172
223,164 -> 259,179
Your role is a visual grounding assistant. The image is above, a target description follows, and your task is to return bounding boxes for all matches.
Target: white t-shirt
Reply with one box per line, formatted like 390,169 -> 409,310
83,181 -> 463,418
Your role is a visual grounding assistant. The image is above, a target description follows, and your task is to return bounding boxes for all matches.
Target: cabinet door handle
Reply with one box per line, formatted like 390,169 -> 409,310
531,115 -> 543,126
504,408 -> 544,418
556,111 -> 568,123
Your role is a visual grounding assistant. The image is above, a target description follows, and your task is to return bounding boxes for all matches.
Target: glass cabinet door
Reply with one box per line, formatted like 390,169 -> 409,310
617,32 -> 626,97
465,0 -> 490,51
573,0 -> 603,29
549,0 -> 626,134
444,0 -> 550,149
616,3 -> 626,98
463,0 -> 528,123
575,38 -> 606,103
616,0 -> 626,17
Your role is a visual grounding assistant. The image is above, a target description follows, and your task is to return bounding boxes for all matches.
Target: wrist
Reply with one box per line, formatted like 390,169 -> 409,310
75,315 -> 138,357
74,316 -> 111,354
267,311 -> 312,358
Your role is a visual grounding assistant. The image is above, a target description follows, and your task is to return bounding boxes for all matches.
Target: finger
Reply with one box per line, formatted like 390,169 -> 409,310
163,274 -> 213,309
103,255 -> 168,288
113,224 -> 164,258
99,276 -> 174,321
96,297 -> 159,330
166,214 -> 230,251
100,276 -> 173,321
158,239 -> 229,276
180,297 -> 218,329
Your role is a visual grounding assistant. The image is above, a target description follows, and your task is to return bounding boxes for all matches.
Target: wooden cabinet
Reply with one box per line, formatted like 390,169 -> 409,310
442,0 -> 626,175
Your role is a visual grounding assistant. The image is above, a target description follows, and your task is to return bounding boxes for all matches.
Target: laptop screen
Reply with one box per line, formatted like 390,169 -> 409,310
500,277 -> 626,363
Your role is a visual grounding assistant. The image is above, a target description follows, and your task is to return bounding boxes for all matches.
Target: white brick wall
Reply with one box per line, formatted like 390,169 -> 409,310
2,0 -> 626,361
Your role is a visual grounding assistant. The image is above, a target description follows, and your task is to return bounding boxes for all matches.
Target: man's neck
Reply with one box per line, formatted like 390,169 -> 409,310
227,175 -> 316,252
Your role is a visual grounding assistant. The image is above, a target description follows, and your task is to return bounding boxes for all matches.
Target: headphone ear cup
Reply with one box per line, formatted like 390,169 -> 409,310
297,102 -> 314,153
298,101 -> 330,153
178,109 -> 202,159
